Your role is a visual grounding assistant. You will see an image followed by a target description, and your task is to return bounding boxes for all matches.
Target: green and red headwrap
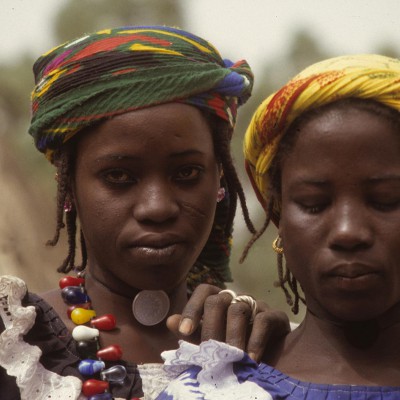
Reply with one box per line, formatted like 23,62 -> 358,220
29,25 -> 253,162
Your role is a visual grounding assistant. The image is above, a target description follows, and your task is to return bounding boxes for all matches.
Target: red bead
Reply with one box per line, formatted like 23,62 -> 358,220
59,276 -> 85,289
82,379 -> 109,396
90,314 -> 116,330
97,344 -> 123,361
67,303 -> 92,319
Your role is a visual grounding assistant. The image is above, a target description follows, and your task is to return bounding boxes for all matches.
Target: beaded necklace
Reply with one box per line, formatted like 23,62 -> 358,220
60,273 -> 141,400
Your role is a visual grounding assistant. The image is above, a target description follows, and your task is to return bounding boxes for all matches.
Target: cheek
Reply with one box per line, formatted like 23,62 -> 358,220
279,208 -> 316,283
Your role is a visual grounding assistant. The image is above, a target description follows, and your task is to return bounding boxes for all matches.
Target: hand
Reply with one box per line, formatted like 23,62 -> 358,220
166,283 -> 291,362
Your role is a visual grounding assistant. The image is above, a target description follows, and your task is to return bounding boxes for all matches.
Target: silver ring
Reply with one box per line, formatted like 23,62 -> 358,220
231,295 -> 257,323
218,289 -> 237,298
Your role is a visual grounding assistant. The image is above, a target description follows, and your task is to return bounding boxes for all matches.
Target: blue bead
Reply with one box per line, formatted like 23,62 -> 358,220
78,359 -> 105,376
61,286 -> 90,304
88,393 -> 113,400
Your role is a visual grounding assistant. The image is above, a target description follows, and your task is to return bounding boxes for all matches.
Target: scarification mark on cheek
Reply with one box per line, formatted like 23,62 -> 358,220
180,201 -> 208,219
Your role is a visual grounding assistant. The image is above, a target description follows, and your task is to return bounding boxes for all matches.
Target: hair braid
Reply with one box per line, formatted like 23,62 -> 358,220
212,118 -> 255,235
57,207 -> 77,273
46,153 -> 69,246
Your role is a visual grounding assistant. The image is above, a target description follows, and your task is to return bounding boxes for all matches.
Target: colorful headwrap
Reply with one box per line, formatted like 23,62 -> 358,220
29,25 -> 253,162
244,54 -> 400,224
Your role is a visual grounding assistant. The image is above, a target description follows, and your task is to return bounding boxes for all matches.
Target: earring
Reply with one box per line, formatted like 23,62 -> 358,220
64,198 -> 73,213
216,187 -> 225,203
272,236 -> 284,254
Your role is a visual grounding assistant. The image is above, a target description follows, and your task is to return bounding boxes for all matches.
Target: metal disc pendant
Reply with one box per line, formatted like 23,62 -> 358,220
132,290 -> 170,326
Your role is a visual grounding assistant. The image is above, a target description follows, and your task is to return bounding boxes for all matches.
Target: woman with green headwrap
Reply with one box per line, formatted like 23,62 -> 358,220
157,54 -> 400,399
0,26 -> 289,400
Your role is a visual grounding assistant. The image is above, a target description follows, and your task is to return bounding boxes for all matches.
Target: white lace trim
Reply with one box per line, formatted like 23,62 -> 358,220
138,363 -> 170,400
159,339 -> 272,399
0,275 -> 82,400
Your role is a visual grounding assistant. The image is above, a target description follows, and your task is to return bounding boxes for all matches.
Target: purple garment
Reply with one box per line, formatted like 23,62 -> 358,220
157,340 -> 400,400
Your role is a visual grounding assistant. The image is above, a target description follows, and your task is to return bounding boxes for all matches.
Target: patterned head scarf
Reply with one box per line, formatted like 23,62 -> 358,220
29,25 -> 253,162
244,54 -> 400,225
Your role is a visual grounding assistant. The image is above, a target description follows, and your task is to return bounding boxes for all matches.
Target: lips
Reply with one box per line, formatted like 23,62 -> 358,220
126,233 -> 183,249
326,262 -> 382,292
122,233 -> 185,265
329,263 -> 380,279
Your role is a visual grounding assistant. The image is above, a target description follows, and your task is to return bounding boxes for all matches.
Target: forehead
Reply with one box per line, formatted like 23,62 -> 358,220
281,105 -> 400,179
76,103 -> 215,158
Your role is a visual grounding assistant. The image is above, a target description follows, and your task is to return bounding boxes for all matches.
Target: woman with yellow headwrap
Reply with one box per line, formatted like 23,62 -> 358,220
157,54 -> 400,398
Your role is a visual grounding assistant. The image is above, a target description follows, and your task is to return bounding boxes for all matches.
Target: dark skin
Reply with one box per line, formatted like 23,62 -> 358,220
42,103 -> 290,363
263,105 -> 400,385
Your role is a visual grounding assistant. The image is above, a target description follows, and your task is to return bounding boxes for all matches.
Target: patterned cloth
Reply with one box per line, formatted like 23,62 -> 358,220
156,340 -> 400,399
29,25 -> 253,162
243,54 -> 400,224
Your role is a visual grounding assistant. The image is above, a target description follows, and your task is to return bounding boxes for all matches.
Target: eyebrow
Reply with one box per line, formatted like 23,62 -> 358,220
367,175 -> 400,183
94,149 -> 206,163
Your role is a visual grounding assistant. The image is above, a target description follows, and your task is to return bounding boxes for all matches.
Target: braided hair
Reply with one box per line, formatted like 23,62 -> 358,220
48,111 -> 255,295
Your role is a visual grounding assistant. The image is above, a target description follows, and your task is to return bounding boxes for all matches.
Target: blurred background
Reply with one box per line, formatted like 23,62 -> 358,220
1,0 -> 399,322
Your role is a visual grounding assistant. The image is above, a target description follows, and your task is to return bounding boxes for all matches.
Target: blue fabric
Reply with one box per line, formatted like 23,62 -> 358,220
157,340 -> 400,400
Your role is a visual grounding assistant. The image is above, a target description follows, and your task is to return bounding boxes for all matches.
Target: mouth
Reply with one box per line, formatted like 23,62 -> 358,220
329,263 -> 380,279
327,263 -> 382,290
124,234 -> 184,263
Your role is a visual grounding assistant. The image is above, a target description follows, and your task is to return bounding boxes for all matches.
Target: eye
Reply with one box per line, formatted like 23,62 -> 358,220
102,169 -> 136,184
371,199 -> 400,212
174,165 -> 204,182
294,195 -> 329,215
301,204 -> 327,214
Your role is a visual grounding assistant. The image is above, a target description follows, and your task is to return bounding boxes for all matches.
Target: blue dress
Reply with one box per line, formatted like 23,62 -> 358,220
156,340 -> 400,399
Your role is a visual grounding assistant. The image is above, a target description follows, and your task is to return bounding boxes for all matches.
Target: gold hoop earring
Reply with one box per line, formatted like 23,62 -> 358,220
272,236 -> 284,254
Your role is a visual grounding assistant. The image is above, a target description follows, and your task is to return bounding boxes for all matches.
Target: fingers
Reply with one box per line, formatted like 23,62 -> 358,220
200,291 -> 236,342
225,300 -> 253,351
174,284 -> 221,337
246,308 -> 291,362
166,314 -> 201,344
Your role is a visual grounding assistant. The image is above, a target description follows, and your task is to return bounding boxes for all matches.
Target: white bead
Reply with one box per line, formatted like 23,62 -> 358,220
72,325 -> 99,341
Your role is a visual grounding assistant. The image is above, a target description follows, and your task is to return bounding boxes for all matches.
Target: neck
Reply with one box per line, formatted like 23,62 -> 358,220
270,305 -> 400,385
84,270 -> 189,324
305,300 -> 400,348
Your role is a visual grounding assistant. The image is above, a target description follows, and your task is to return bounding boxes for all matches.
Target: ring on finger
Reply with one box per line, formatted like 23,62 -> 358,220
231,295 -> 257,323
218,289 -> 237,298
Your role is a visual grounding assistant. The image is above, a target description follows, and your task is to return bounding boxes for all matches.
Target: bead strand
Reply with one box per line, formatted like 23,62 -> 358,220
60,275 -> 127,400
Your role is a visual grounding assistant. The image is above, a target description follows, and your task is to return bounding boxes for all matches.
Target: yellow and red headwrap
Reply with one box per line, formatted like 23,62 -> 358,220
244,54 -> 400,225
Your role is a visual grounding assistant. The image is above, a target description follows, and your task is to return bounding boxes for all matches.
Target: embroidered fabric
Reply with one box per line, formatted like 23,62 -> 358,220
157,339 -> 272,399
157,339 -> 400,400
0,275 -> 82,400
138,363 -> 170,400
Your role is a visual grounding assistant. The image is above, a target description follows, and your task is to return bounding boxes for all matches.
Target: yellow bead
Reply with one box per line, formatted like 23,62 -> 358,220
71,308 -> 96,325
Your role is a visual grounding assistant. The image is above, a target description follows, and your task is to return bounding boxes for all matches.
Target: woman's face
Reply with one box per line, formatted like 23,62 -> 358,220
72,103 -> 220,293
279,106 -> 400,322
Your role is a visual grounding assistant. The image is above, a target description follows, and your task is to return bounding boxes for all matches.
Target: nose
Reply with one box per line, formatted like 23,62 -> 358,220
328,201 -> 373,251
133,181 -> 179,224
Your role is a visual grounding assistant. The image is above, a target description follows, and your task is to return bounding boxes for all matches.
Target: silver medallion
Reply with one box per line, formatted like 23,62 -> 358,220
132,290 -> 170,326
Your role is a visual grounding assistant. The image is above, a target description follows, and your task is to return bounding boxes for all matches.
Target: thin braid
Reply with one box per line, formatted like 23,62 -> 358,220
46,154 -> 68,246
57,207 -> 77,273
212,119 -> 255,235
51,147 -> 89,274
239,198 -> 274,263
275,252 -> 294,307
